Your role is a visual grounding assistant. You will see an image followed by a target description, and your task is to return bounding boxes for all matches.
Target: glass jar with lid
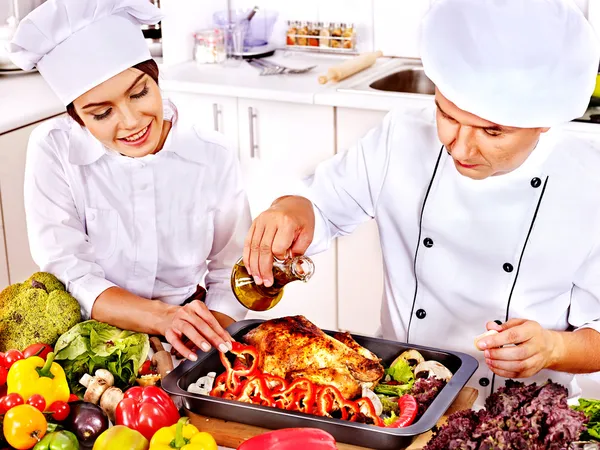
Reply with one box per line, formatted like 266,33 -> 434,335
193,28 -> 226,64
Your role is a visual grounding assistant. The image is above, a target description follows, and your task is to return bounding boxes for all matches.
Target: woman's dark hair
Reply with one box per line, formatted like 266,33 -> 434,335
66,59 -> 160,126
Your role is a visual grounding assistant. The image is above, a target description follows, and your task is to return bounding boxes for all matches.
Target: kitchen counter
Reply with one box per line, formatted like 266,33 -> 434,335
2,50 -> 600,136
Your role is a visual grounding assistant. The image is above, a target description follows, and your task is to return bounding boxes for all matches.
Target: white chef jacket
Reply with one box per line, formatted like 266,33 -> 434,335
305,105 -> 600,402
24,99 -> 251,322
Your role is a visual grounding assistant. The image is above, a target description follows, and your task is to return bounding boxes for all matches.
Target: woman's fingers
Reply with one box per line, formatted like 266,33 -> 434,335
189,301 -> 233,349
248,221 -> 266,284
165,328 -> 198,361
258,224 -> 279,287
243,221 -> 256,272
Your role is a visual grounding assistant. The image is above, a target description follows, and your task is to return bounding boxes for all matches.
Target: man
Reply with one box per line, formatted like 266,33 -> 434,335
243,0 -> 600,400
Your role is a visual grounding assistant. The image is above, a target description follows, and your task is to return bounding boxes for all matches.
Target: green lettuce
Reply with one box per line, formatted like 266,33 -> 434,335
573,398 -> 600,441
384,411 -> 399,426
54,320 -> 149,396
375,358 -> 415,397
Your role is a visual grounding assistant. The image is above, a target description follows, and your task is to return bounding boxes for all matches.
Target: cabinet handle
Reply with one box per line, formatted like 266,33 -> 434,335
248,107 -> 258,159
213,103 -> 222,132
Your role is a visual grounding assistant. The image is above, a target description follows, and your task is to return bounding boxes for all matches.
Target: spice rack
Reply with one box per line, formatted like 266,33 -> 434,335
286,21 -> 357,54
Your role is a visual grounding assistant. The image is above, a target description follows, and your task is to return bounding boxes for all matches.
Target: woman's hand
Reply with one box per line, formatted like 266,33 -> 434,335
159,300 -> 234,361
476,318 -> 562,378
243,195 -> 315,288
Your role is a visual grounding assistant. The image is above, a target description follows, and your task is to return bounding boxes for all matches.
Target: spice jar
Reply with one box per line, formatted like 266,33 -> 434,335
308,22 -> 320,47
319,21 -> 330,48
297,21 -> 309,46
286,20 -> 297,46
330,22 -> 342,48
342,23 -> 355,49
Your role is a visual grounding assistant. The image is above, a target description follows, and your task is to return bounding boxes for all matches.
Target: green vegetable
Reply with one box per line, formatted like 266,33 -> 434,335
573,398 -> 600,441
375,358 -> 415,397
34,430 -> 79,449
54,320 -> 149,396
383,411 -> 399,426
378,395 -> 400,416
386,358 -> 414,385
0,272 -> 81,352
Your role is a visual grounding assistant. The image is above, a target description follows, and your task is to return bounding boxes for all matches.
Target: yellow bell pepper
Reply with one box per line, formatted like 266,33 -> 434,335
150,418 -> 217,450
7,352 -> 70,408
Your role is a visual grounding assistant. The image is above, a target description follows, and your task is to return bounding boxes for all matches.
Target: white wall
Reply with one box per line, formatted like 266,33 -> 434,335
160,0 -> 594,64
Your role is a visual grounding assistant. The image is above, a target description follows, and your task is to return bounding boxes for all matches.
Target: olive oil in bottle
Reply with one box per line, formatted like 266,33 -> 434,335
231,256 -> 315,311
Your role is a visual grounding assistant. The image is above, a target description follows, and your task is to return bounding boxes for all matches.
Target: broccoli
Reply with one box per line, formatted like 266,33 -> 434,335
0,272 -> 82,351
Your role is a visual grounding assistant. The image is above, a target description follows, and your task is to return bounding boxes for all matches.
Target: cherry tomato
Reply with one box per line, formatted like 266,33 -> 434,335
22,343 -> 53,360
0,385 -> 7,398
0,393 -> 24,414
0,352 -> 6,368
0,366 -> 7,386
4,349 -> 24,369
3,404 -> 47,449
26,394 -> 46,412
68,394 -> 80,402
47,401 -> 70,422
138,359 -> 154,376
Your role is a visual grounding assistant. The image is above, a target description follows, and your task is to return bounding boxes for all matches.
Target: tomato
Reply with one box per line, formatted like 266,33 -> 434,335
0,366 -> 7,386
47,401 -> 70,421
0,393 -> 24,414
4,349 -> 24,369
22,343 -> 53,360
0,352 -> 6,368
138,360 -> 155,376
68,394 -> 80,402
26,394 -> 46,412
3,404 -> 47,449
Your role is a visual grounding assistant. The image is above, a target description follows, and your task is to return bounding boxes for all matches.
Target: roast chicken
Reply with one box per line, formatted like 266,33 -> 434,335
243,315 -> 384,399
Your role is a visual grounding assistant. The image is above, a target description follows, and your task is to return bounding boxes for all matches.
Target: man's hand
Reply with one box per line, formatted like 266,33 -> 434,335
475,318 -> 563,379
243,196 -> 315,288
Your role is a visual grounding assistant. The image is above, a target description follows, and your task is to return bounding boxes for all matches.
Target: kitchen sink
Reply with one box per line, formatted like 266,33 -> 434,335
369,67 -> 435,95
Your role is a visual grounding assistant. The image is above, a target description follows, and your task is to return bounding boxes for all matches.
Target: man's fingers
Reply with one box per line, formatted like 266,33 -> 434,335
499,318 -> 529,330
478,323 -> 532,349
258,225 -> 278,287
248,222 -> 266,284
485,342 -> 536,361
486,355 -> 542,378
488,366 -> 520,379
165,328 -> 198,361
243,221 -> 257,273
272,220 -> 296,260
290,227 -> 313,256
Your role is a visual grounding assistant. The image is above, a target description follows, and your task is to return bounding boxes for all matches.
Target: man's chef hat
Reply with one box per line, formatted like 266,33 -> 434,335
420,0 -> 600,128
7,0 -> 163,106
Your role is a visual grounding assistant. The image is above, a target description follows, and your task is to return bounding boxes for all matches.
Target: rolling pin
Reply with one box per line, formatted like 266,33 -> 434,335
318,50 -> 383,84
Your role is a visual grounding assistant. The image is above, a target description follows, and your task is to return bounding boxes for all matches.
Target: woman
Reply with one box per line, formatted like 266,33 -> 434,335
8,0 -> 251,360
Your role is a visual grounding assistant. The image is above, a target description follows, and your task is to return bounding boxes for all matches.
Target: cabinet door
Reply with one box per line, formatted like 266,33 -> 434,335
162,91 -> 239,151
335,108 -> 388,336
237,98 -> 338,330
0,117 -> 65,287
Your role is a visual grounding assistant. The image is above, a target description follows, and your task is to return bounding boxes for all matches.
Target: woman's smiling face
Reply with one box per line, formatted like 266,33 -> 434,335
72,67 -> 165,157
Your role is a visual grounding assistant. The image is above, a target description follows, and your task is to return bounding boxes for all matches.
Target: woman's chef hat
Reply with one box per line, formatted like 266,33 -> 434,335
7,0 -> 163,105
420,0 -> 600,128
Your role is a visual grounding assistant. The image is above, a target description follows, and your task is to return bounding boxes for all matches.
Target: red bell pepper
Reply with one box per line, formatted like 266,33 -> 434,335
272,378 -> 315,413
262,374 -> 287,393
210,372 -> 228,398
235,376 -> 274,407
115,386 -> 180,441
387,394 -> 418,428
315,385 -> 359,421
219,343 -> 260,396
237,428 -> 338,450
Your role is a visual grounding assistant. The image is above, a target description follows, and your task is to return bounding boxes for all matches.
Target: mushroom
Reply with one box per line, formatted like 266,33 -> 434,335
80,369 -> 115,404
362,386 -> 383,416
474,330 -> 499,350
392,350 -> 425,368
187,372 -> 216,396
80,369 -> 123,423
99,387 -> 124,423
414,361 -> 453,382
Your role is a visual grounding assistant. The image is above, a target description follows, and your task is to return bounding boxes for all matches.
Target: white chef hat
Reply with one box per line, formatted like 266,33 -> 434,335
7,0 -> 163,106
420,0 -> 600,128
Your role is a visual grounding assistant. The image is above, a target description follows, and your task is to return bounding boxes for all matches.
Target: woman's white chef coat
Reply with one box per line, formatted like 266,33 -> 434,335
305,106 -> 600,402
24,99 -> 251,321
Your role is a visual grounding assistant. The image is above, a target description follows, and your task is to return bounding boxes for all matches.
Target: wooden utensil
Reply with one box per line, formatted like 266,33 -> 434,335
185,386 -> 478,450
318,51 -> 384,85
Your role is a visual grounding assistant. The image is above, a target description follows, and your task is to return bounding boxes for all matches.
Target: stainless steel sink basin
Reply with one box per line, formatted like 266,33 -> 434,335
369,67 -> 435,95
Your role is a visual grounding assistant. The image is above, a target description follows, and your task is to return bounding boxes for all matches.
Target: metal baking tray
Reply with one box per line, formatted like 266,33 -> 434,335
163,319 -> 478,449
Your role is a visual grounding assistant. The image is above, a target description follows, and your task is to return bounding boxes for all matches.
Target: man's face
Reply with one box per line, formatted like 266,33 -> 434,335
435,88 -> 550,180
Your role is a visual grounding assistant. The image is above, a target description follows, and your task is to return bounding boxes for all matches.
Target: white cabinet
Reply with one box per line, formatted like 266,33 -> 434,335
335,107 -> 388,336
162,91 -> 239,151
237,99 -> 338,330
0,118 -> 65,288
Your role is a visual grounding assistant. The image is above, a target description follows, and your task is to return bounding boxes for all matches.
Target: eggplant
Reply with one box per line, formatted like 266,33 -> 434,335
64,401 -> 109,449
